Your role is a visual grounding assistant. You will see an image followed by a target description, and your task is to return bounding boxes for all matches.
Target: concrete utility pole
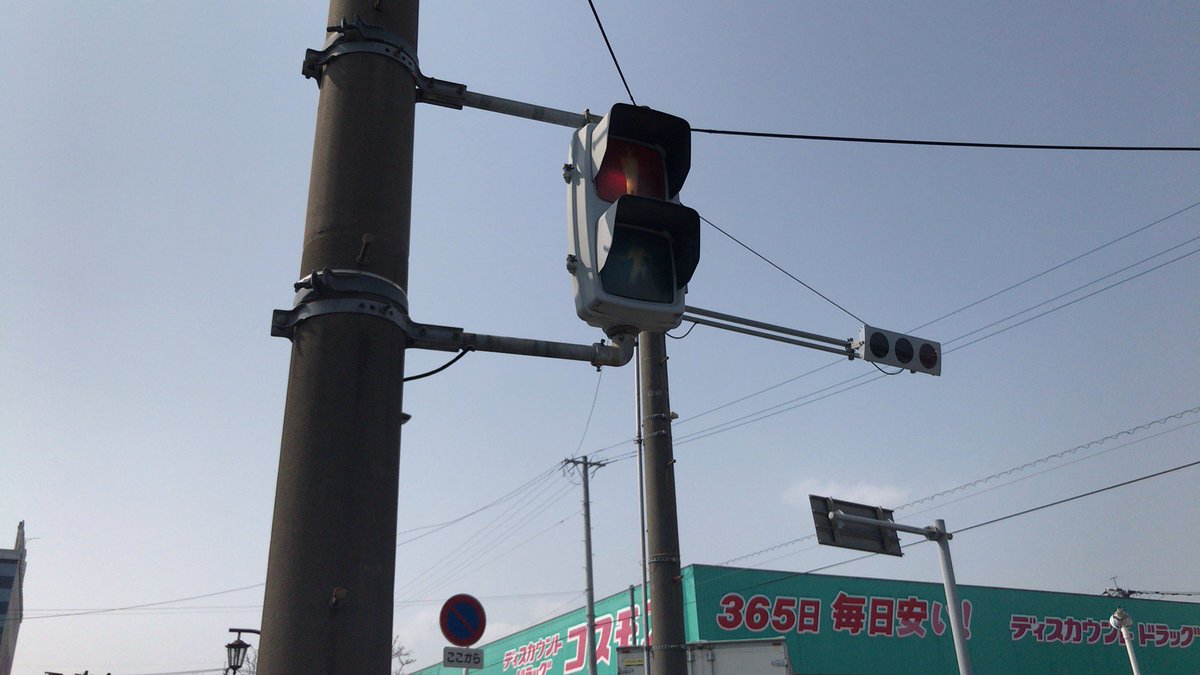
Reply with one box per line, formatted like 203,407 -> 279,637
258,1 -> 418,673
565,455 -> 607,675
638,331 -> 687,675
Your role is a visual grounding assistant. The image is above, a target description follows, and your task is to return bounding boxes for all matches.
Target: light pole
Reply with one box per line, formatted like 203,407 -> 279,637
1110,608 -> 1142,675
226,628 -> 260,674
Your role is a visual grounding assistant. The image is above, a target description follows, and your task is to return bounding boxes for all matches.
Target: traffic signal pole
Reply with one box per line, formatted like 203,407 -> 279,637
639,331 -> 687,675
258,1 -> 418,672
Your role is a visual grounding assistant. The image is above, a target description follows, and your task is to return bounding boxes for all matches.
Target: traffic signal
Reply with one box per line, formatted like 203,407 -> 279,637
856,325 -> 941,376
566,104 -> 700,335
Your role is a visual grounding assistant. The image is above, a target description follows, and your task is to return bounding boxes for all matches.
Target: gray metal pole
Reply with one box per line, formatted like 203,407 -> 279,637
1120,624 -> 1142,675
633,346 -> 652,675
1112,608 -> 1143,675
580,457 -> 599,675
639,331 -> 687,675
932,520 -> 973,675
258,1 -> 417,673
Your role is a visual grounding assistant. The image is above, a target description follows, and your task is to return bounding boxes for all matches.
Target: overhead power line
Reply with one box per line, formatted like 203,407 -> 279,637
721,406 -> 1200,565
945,244 -> 1200,353
797,456 -> 1200,577
910,198 -> 1200,333
574,369 -> 605,455
956,457 -> 1200,535
585,0 -> 637,105
395,464 -> 559,544
634,199 -> 1200,452
700,214 -> 865,323
716,455 -> 1200,591
896,405 -> 1200,511
691,127 -> 1200,152
23,582 -> 264,621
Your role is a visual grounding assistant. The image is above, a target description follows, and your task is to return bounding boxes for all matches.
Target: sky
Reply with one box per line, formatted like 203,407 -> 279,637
2,1 -> 1198,673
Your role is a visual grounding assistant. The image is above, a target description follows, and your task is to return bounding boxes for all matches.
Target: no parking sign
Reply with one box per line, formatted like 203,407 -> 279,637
440,593 -> 487,647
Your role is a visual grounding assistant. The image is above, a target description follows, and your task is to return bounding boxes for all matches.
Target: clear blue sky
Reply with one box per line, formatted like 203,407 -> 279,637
2,1 -> 1197,672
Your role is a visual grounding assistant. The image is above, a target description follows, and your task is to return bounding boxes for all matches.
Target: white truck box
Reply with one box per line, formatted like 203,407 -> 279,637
616,638 -> 790,675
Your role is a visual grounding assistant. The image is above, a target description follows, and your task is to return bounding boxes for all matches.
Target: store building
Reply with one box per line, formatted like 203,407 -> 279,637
414,564 -> 1199,674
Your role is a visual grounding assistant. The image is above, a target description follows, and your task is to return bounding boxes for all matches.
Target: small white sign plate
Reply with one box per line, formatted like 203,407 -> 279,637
443,645 -> 484,670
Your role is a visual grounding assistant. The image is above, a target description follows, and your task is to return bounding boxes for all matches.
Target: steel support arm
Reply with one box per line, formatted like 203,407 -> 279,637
272,269 -> 636,368
829,510 -> 947,541
408,324 -> 636,368
682,305 -> 855,358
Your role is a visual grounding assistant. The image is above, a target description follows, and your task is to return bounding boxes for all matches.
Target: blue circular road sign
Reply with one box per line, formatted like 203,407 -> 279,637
440,593 -> 487,647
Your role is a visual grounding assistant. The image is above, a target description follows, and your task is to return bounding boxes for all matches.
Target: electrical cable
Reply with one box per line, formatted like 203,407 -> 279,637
901,419 -> 1200,520
715,403 -> 1195,562
393,589 -> 585,606
664,234 -> 1200,448
397,484 -> 578,604
955,457 -> 1200,535
700,214 -> 866,324
896,406 -> 1200,511
574,369 -> 604,455
22,582 -> 264,621
690,126 -> 1200,152
908,199 -> 1200,333
30,422 -> 1196,626
808,458 -> 1200,575
403,348 -> 471,382
943,236 -> 1200,347
394,477 -> 562,598
401,499 -> 581,604
666,322 -> 698,339
652,201 -> 1200,437
395,478 -> 577,602
673,360 -> 842,428
672,371 -> 879,446
585,0 -> 637,105
394,473 -> 560,594
720,456 -> 1200,591
395,464 -> 560,544
945,246 -> 1200,353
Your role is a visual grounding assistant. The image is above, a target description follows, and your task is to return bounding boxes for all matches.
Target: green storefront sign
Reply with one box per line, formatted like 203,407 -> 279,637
414,564 -> 1200,674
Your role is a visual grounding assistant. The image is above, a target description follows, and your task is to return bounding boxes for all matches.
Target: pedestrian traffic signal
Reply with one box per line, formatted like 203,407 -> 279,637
856,325 -> 941,376
566,104 -> 700,335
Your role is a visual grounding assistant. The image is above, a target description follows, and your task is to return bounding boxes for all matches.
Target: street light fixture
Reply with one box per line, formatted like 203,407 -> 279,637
225,628 -> 260,674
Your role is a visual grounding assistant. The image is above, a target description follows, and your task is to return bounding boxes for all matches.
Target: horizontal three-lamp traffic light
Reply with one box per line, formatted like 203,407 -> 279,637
566,103 -> 700,335
856,325 -> 941,376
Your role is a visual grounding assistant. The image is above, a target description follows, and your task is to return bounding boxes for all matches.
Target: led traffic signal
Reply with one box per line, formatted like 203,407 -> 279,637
566,104 -> 700,335
856,325 -> 941,376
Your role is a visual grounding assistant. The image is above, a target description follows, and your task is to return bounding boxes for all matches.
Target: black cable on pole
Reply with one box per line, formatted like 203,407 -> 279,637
574,369 -> 605,455
691,127 -> 1200,152
586,0 -> 637,105
403,348 -> 471,382
700,214 -> 866,324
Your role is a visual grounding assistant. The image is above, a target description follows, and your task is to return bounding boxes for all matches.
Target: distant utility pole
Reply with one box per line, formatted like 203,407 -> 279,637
639,331 -> 687,675
565,455 -> 608,675
257,1 -> 418,673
